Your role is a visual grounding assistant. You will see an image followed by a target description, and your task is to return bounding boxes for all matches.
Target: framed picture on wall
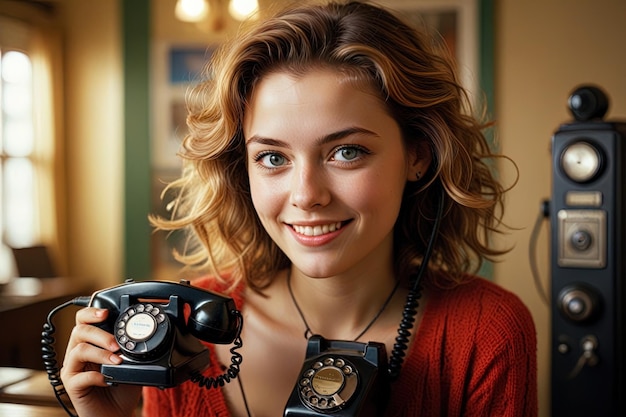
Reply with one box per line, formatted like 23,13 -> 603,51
381,0 -> 480,103
150,42 -> 215,278
152,43 -> 215,172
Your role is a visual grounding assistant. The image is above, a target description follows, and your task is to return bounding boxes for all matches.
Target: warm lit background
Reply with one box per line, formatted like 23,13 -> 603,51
0,1 -> 625,416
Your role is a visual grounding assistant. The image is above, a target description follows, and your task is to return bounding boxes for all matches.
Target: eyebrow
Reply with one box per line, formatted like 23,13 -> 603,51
246,126 -> 380,148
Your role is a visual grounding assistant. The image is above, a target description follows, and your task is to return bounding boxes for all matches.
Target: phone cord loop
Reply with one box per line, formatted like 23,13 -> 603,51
388,183 -> 444,380
42,296 -> 91,417
190,309 -> 245,389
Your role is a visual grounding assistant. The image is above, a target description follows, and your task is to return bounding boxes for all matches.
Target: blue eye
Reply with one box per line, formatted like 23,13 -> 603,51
259,152 -> 287,167
333,146 -> 366,162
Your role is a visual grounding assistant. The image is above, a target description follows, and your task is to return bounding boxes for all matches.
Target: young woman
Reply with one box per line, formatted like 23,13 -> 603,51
61,1 -> 537,416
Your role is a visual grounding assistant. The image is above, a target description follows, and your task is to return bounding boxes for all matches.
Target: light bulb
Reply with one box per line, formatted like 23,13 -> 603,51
228,0 -> 259,21
175,0 -> 209,22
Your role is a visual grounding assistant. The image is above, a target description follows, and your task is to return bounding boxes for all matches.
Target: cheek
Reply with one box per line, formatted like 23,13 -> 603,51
248,175 -> 282,223
248,177 -> 265,214
347,170 -> 406,214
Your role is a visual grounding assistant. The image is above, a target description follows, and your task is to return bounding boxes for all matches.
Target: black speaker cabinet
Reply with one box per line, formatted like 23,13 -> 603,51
551,85 -> 626,416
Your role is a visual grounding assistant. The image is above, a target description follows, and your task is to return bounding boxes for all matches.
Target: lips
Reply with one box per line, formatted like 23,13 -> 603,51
292,221 -> 343,237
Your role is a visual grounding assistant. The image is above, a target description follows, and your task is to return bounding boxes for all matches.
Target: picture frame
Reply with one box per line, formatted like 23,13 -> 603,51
381,0 -> 480,102
150,42 -> 215,277
151,42 -> 215,172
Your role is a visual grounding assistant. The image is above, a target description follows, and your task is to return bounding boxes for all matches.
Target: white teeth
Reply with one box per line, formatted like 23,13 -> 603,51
293,222 -> 342,236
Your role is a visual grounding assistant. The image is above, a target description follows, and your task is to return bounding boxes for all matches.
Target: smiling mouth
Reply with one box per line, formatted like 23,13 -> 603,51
292,221 -> 344,237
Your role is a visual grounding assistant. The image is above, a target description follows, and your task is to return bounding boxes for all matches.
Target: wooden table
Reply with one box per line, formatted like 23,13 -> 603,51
0,277 -> 92,370
0,367 -> 144,416
0,402 -> 71,417
0,277 -> 87,313
0,367 -> 59,407
0,367 -> 72,416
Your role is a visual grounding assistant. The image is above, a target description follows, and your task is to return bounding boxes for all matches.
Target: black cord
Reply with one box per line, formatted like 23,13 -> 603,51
190,310 -> 244,389
529,199 -> 551,306
388,184 -> 445,380
41,296 -> 91,417
236,372 -> 253,417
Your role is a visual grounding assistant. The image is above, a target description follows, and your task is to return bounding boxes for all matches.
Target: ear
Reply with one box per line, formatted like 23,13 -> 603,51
407,140 -> 432,182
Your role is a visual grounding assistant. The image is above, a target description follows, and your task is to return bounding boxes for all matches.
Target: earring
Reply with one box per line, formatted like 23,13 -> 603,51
416,171 -> 422,180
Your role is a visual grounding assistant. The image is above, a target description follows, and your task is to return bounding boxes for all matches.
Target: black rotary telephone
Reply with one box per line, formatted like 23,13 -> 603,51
41,279 -> 243,416
283,336 -> 389,417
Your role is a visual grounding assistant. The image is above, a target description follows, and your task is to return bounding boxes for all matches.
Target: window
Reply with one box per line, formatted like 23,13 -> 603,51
1,49 -> 36,247
0,15 -> 50,281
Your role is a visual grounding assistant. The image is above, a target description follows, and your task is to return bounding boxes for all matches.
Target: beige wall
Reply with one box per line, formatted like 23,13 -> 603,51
62,0 -> 123,290
57,0 -> 626,415
494,1 -> 626,416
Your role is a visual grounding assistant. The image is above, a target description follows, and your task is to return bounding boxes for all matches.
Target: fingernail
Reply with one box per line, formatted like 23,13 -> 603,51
94,309 -> 106,318
110,354 -> 123,364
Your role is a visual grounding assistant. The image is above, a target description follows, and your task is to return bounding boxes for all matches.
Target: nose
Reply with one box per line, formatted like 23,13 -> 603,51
289,164 -> 331,210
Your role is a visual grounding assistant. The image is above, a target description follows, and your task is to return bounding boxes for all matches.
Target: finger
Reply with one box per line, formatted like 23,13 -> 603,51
75,307 -> 109,325
68,307 -> 115,352
66,323 -> 119,355
63,341 -> 122,374
62,367 -> 111,391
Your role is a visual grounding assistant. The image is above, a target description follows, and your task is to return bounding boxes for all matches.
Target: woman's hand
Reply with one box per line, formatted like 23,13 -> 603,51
61,307 -> 142,417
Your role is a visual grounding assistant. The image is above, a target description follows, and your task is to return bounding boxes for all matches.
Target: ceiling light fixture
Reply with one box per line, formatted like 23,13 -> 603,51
228,0 -> 259,21
175,0 -> 210,22
175,0 -> 258,24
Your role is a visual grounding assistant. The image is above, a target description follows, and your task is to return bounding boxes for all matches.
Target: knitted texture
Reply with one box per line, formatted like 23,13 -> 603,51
142,276 -> 537,417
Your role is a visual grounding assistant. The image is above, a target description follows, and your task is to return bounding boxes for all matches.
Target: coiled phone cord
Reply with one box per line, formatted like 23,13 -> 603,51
388,183 -> 444,380
190,310 -> 244,389
42,296 -> 92,417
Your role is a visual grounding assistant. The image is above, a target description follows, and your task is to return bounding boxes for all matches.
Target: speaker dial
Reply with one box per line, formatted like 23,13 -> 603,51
557,285 -> 600,323
560,141 -> 602,183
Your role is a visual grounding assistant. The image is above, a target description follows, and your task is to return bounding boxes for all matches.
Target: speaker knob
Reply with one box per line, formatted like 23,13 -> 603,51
568,85 -> 609,121
570,229 -> 593,251
560,141 -> 603,183
557,285 -> 600,323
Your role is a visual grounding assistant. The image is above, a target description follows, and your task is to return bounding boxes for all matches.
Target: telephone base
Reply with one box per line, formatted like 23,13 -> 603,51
101,348 -> 210,389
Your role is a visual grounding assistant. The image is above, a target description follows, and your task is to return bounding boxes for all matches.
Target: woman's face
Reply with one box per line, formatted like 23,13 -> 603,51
244,69 -> 425,278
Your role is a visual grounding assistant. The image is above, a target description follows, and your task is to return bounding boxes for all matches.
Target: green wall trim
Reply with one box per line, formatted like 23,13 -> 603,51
479,0 -> 495,280
122,0 -> 151,280
479,0 -> 495,124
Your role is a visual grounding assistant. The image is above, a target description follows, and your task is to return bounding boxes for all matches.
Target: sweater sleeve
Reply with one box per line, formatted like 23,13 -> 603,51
142,385 -> 173,417
462,282 -> 538,417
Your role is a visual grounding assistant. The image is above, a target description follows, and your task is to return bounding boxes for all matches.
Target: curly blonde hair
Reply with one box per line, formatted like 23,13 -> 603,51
151,0 -> 515,291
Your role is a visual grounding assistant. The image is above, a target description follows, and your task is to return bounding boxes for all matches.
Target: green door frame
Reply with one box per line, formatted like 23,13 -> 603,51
122,0 -> 151,280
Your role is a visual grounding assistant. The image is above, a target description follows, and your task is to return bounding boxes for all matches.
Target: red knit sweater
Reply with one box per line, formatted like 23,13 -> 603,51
142,276 -> 537,417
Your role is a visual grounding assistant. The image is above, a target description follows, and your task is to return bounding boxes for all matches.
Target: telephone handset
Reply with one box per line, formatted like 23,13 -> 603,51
88,279 -> 241,387
283,335 -> 390,417
42,278 -> 244,417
